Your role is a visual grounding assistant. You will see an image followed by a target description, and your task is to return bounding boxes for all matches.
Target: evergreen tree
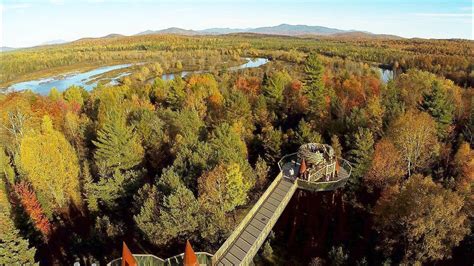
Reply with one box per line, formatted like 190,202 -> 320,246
0,181 -> 36,264
304,53 -> 325,89
93,111 -> 144,174
294,119 -> 322,146
349,127 -> 374,187
303,53 -> 328,121
0,214 -> 37,265
420,81 -> 454,137
135,170 -> 199,246
330,135 -> 343,158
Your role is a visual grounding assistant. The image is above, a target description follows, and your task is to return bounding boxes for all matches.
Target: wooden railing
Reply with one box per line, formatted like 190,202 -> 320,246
108,156 -> 352,266
108,252 -> 213,266
211,172 -> 285,264
238,179 -> 298,265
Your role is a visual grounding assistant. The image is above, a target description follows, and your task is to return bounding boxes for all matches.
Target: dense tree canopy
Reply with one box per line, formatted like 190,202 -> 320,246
0,33 -> 471,265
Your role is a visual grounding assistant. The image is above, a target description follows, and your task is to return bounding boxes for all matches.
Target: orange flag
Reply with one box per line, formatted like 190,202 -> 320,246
299,158 -> 307,175
183,240 -> 199,266
121,241 -> 137,266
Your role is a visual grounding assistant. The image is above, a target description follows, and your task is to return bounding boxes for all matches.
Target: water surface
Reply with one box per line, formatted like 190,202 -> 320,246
8,58 -> 269,94
9,64 -> 133,94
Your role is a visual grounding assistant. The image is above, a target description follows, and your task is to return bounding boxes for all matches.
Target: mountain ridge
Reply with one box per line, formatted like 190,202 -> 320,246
134,24 -> 403,39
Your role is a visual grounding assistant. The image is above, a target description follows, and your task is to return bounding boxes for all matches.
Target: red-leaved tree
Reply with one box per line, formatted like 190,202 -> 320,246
15,181 -> 52,239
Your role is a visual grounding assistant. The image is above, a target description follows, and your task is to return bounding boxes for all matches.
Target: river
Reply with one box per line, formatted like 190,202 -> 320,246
7,58 -> 392,95
7,58 -> 269,95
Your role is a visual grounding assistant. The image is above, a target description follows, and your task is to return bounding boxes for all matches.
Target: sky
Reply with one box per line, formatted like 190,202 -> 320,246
0,0 -> 472,47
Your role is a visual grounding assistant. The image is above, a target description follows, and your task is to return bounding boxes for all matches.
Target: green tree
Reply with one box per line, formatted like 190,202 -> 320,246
420,81 -> 454,138
260,126 -> 283,165
48,87 -> 62,101
294,119 -> 322,146
198,163 -> 250,214
328,246 -> 349,266
19,116 -> 81,215
389,110 -> 438,176
263,71 -> 292,108
330,135 -> 342,158
255,156 -> 269,189
0,181 -> 36,264
93,111 -> 144,174
135,171 -> 199,246
63,85 -> 86,106
374,175 -> 470,263
304,53 -> 328,121
304,53 -> 324,89
349,127 -> 374,182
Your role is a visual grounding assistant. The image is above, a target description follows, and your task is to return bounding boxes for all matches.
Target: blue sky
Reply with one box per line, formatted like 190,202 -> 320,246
0,0 -> 472,47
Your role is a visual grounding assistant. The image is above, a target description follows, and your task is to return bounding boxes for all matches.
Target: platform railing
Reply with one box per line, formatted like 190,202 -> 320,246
108,252 -> 213,266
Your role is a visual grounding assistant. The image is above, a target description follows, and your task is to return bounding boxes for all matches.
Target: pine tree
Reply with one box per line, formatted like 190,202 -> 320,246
0,180 -> 36,264
330,135 -> 343,158
349,127 -> 374,188
135,170 -> 200,246
294,119 -> 322,146
420,81 -> 454,138
93,111 -> 144,174
0,214 -> 37,265
303,53 -> 328,120
304,53 -> 324,89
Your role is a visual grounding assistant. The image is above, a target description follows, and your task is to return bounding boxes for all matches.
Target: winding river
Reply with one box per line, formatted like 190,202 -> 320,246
7,57 -> 392,95
7,58 -> 269,95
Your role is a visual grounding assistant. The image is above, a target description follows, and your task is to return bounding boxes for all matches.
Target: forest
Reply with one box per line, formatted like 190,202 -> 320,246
0,34 -> 473,265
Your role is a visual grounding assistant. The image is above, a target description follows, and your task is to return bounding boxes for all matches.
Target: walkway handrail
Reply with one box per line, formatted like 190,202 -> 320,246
211,172 -> 284,264
108,254 -> 165,266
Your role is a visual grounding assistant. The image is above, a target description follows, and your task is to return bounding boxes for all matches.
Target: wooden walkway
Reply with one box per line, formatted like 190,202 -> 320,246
214,175 -> 297,265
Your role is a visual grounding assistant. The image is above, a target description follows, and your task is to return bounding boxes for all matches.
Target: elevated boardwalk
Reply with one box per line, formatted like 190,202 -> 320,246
213,174 -> 297,265
108,144 -> 352,266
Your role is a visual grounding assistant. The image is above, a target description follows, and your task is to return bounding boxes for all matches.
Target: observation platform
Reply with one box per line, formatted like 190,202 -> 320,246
108,143 -> 351,266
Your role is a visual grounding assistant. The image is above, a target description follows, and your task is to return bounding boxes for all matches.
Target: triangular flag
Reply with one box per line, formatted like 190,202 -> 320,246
121,241 -> 137,266
183,240 -> 199,266
299,158 -> 307,175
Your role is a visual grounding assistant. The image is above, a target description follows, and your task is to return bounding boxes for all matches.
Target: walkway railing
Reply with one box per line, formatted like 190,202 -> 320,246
108,252 -> 213,266
108,153 -> 352,266
211,172 -> 285,264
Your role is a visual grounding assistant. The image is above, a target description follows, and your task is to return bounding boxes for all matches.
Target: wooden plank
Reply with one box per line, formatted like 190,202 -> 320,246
271,188 -> 287,198
235,238 -> 252,252
240,230 -> 257,244
275,186 -> 289,195
258,206 -> 274,218
225,251 -> 241,265
245,223 -> 261,238
218,257 -> 233,266
269,192 -> 285,202
254,212 -> 270,224
261,201 -> 278,212
228,245 -> 246,259
266,197 -> 280,208
248,218 -> 266,231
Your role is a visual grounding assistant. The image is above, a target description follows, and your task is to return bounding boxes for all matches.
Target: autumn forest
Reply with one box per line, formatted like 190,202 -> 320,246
0,33 -> 473,265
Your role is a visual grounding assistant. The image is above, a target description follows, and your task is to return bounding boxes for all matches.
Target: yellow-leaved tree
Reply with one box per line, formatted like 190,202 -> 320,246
19,116 -> 81,215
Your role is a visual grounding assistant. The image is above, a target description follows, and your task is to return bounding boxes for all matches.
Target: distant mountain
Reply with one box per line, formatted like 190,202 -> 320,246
330,31 -> 404,39
136,27 -> 200,36
103,33 -> 125,38
247,24 -> 346,36
135,24 -> 403,38
40,39 -> 68,45
0,46 -> 16,52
